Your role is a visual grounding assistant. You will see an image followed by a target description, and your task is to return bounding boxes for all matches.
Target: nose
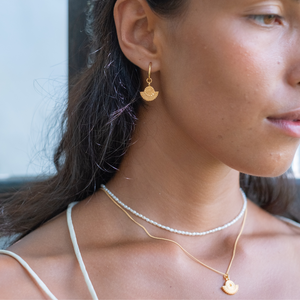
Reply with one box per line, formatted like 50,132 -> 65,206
287,29 -> 300,87
287,32 -> 300,88
288,64 -> 300,87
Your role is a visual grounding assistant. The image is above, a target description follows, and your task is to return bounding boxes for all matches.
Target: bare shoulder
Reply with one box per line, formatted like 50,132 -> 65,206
0,248 -> 48,298
248,200 -> 300,234
6,207 -> 71,261
275,214 -> 300,252
276,216 -> 300,235
0,207 -> 76,298
0,198 -> 109,299
247,201 -> 300,261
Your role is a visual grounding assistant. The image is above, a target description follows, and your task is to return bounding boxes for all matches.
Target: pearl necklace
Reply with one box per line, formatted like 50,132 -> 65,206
101,185 -> 247,236
101,186 -> 247,295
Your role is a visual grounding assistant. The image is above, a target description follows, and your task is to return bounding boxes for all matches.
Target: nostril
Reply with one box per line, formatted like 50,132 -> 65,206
288,65 -> 300,86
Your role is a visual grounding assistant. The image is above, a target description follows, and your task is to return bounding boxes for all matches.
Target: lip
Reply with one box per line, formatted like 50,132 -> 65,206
267,118 -> 300,138
268,108 -> 300,122
267,108 -> 300,138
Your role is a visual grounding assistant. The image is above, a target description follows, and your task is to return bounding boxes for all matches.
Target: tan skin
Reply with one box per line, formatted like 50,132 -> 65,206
1,0 -> 300,298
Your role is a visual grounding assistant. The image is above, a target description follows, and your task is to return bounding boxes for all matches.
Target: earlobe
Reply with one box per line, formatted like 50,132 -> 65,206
114,0 -> 161,72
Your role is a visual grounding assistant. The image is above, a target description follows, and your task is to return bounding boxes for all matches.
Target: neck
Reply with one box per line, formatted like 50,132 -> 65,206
107,105 -> 244,234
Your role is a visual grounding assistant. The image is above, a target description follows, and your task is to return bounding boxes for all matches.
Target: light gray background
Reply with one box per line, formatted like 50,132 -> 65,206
0,0 -> 68,178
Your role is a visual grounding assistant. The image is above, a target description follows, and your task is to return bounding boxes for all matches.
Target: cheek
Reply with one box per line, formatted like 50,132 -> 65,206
159,19 -> 299,176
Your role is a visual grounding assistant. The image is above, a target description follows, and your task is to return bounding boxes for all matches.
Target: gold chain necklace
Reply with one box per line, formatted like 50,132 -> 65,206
102,188 -> 247,296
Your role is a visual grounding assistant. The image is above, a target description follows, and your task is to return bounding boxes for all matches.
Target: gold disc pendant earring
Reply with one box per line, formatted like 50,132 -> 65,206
140,62 -> 159,101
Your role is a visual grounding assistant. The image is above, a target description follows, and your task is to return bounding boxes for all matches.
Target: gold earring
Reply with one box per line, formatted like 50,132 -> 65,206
140,62 -> 159,101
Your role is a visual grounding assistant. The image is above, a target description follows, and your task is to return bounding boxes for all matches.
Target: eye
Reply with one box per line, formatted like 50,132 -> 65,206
248,14 -> 283,26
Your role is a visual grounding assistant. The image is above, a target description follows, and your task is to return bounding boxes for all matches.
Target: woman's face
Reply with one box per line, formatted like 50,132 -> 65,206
157,0 -> 300,177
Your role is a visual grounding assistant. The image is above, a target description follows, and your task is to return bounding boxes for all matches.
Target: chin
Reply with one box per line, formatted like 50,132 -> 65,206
252,168 -> 292,178
231,152 -> 295,178
240,161 -> 293,178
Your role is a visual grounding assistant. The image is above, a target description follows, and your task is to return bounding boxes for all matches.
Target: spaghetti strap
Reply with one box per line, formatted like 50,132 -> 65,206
277,216 -> 300,229
0,203 -> 98,300
67,202 -> 98,300
0,250 -> 58,300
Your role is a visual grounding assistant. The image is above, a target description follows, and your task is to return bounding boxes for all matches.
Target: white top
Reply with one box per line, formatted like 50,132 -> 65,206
0,202 -> 299,299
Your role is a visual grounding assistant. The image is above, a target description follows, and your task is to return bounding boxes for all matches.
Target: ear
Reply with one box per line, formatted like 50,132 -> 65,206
114,0 -> 161,72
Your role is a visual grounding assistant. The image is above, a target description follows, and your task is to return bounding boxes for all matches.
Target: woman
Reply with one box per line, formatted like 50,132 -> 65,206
0,0 -> 300,298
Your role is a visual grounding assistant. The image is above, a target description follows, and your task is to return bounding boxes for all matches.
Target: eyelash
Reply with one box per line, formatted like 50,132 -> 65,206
248,14 -> 284,26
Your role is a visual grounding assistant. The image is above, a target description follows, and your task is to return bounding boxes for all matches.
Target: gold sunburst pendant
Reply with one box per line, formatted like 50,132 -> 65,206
140,85 -> 159,101
222,278 -> 239,295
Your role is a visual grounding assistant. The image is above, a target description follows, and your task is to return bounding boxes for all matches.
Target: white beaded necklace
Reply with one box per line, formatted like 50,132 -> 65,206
101,185 -> 247,236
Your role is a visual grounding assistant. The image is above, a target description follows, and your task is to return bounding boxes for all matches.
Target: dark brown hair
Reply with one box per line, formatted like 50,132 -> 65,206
0,0 -> 296,243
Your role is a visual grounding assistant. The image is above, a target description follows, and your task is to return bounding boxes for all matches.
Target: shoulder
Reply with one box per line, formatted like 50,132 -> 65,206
268,216 -> 300,280
240,202 -> 300,291
0,251 -> 46,298
0,206 -> 75,298
276,216 -> 300,234
247,200 -> 300,235
246,201 -> 300,260
246,201 -> 300,251
0,197 -> 117,299
275,215 -> 300,255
